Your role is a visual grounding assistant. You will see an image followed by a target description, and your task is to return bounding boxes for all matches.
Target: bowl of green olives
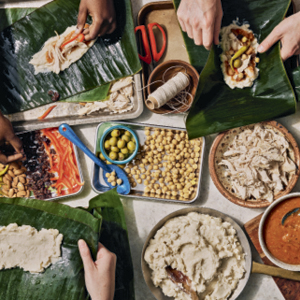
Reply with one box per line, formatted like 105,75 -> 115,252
100,125 -> 139,164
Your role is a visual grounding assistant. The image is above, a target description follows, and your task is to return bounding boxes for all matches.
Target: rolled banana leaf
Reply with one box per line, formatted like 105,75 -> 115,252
173,0 -> 299,139
0,197 -> 101,300
0,7 -> 111,104
87,189 -> 135,300
0,0 -> 141,114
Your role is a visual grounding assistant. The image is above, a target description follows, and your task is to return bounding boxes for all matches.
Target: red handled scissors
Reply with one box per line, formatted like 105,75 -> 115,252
135,22 -> 167,66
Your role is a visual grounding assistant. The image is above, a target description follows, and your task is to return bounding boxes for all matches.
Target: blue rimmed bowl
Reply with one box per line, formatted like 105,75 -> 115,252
100,125 -> 139,165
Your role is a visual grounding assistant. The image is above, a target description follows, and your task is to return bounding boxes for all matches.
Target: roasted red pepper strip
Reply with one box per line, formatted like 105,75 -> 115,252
61,33 -> 85,48
42,128 -> 84,195
38,105 -> 57,120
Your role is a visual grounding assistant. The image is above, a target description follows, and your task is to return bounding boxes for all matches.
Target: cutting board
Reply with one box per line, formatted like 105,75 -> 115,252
244,214 -> 300,300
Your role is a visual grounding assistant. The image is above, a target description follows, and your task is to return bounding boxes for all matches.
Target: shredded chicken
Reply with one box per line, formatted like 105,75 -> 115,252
219,124 -> 296,202
77,76 -> 134,116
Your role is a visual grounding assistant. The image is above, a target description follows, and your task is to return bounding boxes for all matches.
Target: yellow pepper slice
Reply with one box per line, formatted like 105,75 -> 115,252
0,165 -> 9,176
230,42 -> 250,71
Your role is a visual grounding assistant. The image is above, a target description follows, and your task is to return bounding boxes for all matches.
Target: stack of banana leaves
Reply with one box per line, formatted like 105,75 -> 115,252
0,0 -> 141,114
173,0 -> 300,139
0,189 -> 134,300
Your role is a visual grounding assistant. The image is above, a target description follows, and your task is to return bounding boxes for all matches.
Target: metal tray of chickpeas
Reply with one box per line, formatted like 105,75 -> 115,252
91,121 -> 205,203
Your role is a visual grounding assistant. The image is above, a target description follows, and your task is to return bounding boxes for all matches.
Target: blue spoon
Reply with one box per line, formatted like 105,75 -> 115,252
58,123 -> 131,195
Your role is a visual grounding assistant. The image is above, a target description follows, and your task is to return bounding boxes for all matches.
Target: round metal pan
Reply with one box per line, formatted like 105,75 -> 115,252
141,207 -> 252,300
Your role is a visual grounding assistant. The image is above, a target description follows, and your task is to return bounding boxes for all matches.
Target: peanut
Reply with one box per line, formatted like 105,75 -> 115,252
8,189 -> 14,198
12,182 -> 17,189
17,191 -> 26,197
4,174 -> 12,182
8,162 -> 19,170
18,176 -> 26,184
7,170 -> 15,178
26,190 -> 30,198
17,182 -> 25,191
2,189 -> 8,196
14,169 -> 24,176
13,176 -> 19,185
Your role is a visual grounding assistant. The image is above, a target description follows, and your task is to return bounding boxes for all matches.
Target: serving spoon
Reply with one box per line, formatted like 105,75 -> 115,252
165,266 -> 199,300
58,123 -> 130,195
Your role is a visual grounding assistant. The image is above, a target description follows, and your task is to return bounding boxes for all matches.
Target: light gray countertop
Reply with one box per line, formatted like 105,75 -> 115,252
4,0 -> 299,299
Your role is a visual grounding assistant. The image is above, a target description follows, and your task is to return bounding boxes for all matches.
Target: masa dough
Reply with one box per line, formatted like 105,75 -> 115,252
144,213 -> 245,300
0,223 -> 63,273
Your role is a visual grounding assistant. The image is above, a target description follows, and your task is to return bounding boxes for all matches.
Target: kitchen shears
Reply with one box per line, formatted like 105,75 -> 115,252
135,22 -> 167,68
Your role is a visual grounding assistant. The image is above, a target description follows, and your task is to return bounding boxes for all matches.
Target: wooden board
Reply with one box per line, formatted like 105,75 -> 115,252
244,214 -> 300,300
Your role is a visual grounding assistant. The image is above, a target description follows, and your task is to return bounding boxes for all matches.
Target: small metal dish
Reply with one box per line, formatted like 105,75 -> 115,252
91,121 -> 205,203
259,192 -> 300,271
100,125 -> 139,165
141,207 -> 252,300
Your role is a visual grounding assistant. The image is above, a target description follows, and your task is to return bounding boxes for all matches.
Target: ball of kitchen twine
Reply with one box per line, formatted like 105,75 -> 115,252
146,72 -> 190,110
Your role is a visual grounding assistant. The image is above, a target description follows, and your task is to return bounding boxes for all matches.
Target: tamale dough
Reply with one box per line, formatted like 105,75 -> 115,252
144,213 -> 245,300
0,223 -> 63,273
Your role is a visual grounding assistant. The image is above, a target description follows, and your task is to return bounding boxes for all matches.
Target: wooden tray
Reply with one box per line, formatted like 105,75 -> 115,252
137,1 -> 189,103
244,214 -> 300,299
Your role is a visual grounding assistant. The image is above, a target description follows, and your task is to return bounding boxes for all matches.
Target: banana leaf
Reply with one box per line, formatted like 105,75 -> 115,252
0,189 -> 135,300
0,0 -> 141,114
87,189 -> 135,300
173,0 -> 299,139
0,7 -> 111,104
0,197 -> 100,300
0,8 -> 36,32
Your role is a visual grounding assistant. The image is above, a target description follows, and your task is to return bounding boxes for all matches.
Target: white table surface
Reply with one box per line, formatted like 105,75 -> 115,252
5,0 -> 300,299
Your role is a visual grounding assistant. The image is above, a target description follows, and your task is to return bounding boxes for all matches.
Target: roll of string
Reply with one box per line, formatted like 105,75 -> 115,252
146,70 -> 191,111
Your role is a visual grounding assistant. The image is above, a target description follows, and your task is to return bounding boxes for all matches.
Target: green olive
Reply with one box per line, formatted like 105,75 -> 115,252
121,135 -> 130,143
125,131 -> 132,137
127,141 -> 136,151
111,146 -> 119,152
121,148 -> 129,155
117,139 -> 126,149
99,153 -> 105,160
111,129 -> 120,137
109,152 -> 118,160
104,140 -> 111,150
118,153 -> 125,160
131,137 -> 136,143
117,164 -> 125,169
106,160 -> 112,165
233,58 -> 242,69
109,137 -> 117,146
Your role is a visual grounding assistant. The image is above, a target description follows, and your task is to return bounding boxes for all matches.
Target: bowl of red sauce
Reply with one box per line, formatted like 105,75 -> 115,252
259,192 -> 300,271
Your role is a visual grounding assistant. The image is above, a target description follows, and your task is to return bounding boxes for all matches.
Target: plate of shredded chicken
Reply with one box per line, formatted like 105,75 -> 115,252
209,121 -> 300,208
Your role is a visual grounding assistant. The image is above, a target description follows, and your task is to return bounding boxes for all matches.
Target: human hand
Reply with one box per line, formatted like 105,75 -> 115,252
77,0 -> 117,41
78,240 -> 116,300
258,11 -> 300,61
0,112 -> 23,165
177,0 -> 223,50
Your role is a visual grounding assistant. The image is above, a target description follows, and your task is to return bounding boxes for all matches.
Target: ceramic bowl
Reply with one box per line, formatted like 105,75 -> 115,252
146,60 -> 199,114
100,125 -> 139,165
258,192 -> 300,271
209,121 -> 300,208
141,207 -> 252,300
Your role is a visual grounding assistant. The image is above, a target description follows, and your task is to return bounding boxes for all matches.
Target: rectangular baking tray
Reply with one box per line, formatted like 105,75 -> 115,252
0,1 -> 144,131
91,121 -> 205,204
137,1 -> 190,102
15,128 -> 84,201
